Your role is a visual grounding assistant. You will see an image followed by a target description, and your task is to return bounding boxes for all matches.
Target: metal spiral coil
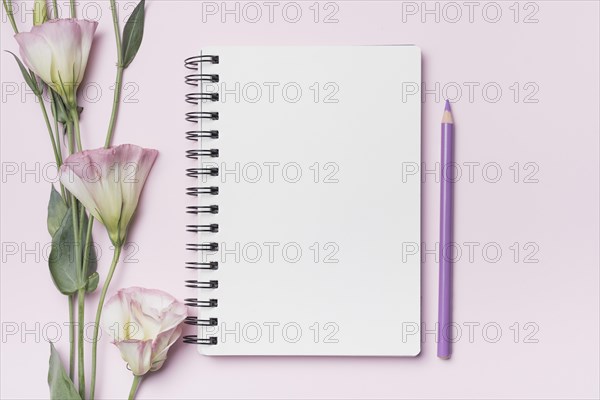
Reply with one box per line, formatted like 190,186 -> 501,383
186,168 -> 219,177
187,243 -> 219,251
186,224 -> 219,233
186,205 -> 219,214
184,54 -> 220,346
186,149 -> 219,159
185,55 -> 219,70
185,73 -> 220,85
183,335 -> 218,345
186,93 -> 219,105
185,261 -> 219,270
186,186 -> 219,196
185,280 -> 219,289
185,316 -> 219,326
186,111 -> 219,122
185,298 -> 218,308
186,130 -> 219,141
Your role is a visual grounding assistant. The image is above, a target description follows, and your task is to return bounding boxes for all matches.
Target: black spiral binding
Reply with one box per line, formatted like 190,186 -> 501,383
184,54 -> 220,346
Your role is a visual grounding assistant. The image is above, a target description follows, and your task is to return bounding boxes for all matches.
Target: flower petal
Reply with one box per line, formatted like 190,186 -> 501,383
118,146 -> 158,237
104,288 -> 186,376
150,326 -> 183,372
14,32 -> 53,84
130,299 -> 161,340
60,148 -> 125,244
74,19 -> 98,84
59,163 -> 103,224
34,19 -> 83,89
114,340 -> 153,376
102,289 -> 132,342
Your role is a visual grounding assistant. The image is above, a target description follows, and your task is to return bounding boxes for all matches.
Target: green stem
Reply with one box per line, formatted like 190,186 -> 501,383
89,245 -> 122,400
69,201 -> 85,399
69,0 -> 75,18
76,202 -> 94,400
68,295 -> 75,380
106,0 -> 124,147
2,0 -> 18,33
66,122 -> 84,398
71,109 -> 83,152
77,288 -> 85,399
105,66 -> 124,147
52,0 -> 58,18
128,375 -> 142,400
38,97 -> 62,167
50,97 -> 67,200
64,123 -> 74,209
50,97 -> 63,165
66,123 -> 74,155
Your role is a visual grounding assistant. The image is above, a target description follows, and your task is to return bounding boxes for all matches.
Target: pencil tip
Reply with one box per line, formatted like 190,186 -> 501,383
442,100 -> 454,123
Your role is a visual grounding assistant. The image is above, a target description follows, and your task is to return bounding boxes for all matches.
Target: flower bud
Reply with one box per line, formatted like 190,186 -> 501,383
33,0 -> 47,26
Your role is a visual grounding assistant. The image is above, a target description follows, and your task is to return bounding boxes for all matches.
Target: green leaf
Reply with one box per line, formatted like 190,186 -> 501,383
121,0 -> 146,68
48,210 -> 80,295
50,89 -> 71,125
48,343 -> 81,400
48,209 -> 99,295
86,272 -> 99,292
47,186 -> 68,237
5,51 -> 40,95
80,212 -> 98,291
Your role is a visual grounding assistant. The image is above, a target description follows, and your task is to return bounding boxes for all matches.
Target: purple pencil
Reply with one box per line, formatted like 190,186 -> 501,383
438,100 -> 454,359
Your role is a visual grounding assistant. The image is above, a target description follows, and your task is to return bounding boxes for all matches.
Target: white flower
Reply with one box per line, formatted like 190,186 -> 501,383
59,144 -> 158,246
14,18 -> 98,106
103,287 -> 187,376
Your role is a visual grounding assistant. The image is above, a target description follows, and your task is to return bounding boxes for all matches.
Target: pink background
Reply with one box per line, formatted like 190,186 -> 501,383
1,1 -> 599,398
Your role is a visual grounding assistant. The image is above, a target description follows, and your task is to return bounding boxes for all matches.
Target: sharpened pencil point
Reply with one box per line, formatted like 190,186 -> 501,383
444,100 -> 451,112
442,101 -> 454,124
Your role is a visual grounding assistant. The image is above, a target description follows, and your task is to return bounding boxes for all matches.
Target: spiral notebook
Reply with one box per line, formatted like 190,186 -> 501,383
183,46 -> 421,356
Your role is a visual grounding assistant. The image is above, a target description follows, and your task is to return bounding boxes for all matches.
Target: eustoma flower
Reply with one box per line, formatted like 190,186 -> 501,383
14,18 -> 98,107
103,288 -> 187,377
59,144 -> 158,246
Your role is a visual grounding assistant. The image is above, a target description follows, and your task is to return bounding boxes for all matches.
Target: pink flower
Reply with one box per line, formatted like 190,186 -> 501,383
14,18 -> 98,106
102,287 -> 187,376
59,144 -> 158,246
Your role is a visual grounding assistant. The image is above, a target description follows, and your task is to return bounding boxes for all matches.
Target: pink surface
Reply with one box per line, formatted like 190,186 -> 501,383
1,1 -> 599,398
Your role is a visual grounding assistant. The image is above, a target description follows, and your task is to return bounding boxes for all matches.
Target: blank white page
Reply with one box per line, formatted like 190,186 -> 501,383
194,46 -> 421,356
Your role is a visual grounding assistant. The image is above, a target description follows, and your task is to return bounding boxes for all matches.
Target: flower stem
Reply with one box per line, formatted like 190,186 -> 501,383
38,96 -> 62,167
50,97 -> 63,165
70,109 -> 83,152
2,0 -> 18,33
69,0 -> 75,17
128,375 -> 142,400
106,0 -> 124,148
69,199 -> 85,399
89,245 -> 122,400
77,288 -> 85,398
66,122 -> 74,155
52,0 -> 58,18
105,66 -> 124,147
50,97 -> 68,200
76,208 -> 94,400
66,122 -> 85,397
68,294 -> 75,380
